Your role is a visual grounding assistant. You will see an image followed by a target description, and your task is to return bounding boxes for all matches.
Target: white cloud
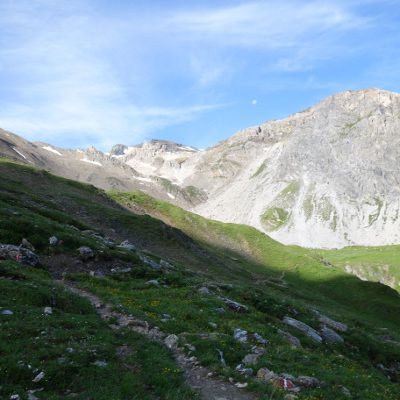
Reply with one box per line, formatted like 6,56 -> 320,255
0,1 -> 225,149
166,1 -> 369,48
0,0 -> 382,149
251,100 -> 257,105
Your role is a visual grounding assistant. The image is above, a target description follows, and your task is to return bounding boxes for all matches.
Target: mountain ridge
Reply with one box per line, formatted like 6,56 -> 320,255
2,87 -> 400,248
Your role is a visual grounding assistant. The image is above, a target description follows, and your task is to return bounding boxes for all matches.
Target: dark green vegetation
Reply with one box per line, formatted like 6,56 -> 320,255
0,261 -> 194,400
1,158 -> 400,399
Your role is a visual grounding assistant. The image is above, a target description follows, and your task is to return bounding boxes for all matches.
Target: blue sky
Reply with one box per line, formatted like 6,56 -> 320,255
0,0 -> 400,150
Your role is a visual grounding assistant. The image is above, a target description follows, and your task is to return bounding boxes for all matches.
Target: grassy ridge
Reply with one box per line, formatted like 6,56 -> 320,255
1,159 -> 400,399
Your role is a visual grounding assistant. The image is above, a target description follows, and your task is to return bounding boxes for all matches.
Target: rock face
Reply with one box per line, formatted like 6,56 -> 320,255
189,88 -> 400,248
3,88 -> 400,248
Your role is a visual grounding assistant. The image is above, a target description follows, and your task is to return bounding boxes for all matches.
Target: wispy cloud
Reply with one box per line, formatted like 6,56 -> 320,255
0,0 -> 396,149
166,1 -> 369,47
0,1 -> 224,149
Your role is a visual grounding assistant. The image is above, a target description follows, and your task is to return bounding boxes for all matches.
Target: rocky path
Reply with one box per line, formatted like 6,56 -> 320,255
62,282 -> 258,400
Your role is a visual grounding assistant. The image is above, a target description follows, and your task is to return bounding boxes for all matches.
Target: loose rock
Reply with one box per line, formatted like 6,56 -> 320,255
198,286 -> 212,295
118,240 -> 136,251
296,375 -> 320,388
43,307 -> 53,315
77,246 -> 95,261
223,298 -> 248,313
49,236 -> 58,246
21,238 -> 35,251
1,309 -> 14,315
139,254 -> 161,270
256,367 -> 277,382
235,364 -> 253,377
160,259 -> 174,270
320,326 -> 344,344
146,279 -> 160,287
233,328 -> 248,343
313,310 -> 348,332
339,385 -> 351,397
242,353 -> 261,366
32,371 -> 45,382
283,317 -> 322,343
0,244 -> 40,267
252,332 -> 269,345
278,329 -> 302,348
164,334 -> 179,349
93,360 -> 108,368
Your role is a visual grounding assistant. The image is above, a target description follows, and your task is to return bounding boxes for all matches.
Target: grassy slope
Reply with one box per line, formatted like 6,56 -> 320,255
319,245 -> 400,292
0,262 -> 194,400
1,159 -> 400,399
110,191 -> 400,331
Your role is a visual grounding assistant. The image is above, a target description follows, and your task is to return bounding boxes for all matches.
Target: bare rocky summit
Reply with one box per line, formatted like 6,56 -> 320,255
2,88 -> 400,248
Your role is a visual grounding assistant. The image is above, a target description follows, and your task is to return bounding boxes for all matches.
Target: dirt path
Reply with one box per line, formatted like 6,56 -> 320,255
62,282 -> 259,400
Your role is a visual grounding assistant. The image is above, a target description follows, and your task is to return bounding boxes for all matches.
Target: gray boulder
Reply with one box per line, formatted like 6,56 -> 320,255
233,328 -> 248,343
49,236 -> 58,246
235,364 -> 253,377
283,317 -> 322,343
78,246 -> 95,261
118,240 -> 136,251
313,311 -> 348,332
256,367 -> 277,382
164,334 -> 179,349
222,298 -> 248,313
320,326 -> 344,344
252,332 -> 269,345
278,329 -> 302,348
139,254 -> 161,270
21,238 -> 35,251
146,279 -> 160,287
242,353 -> 261,366
198,286 -> 212,295
160,259 -> 174,270
0,244 -> 40,267
296,375 -> 320,388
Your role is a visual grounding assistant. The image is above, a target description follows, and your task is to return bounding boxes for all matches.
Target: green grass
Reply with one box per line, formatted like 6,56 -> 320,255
251,161 -> 267,179
259,181 -> 300,232
0,261 -> 194,400
69,267 -> 400,400
1,158 -> 400,399
320,244 -> 400,292
261,207 -> 290,231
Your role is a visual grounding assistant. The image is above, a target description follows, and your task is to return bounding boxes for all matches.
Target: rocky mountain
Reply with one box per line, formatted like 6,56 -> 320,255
0,130 -> 206,206
2,88 -> 400,248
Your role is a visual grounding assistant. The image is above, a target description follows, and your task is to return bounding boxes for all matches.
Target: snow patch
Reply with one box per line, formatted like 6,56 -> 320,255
42,146 -> 62,156
167,193 -> 175,199
178,145 -> 197,152
12,147 -> 27,159
80,158 -> 102,166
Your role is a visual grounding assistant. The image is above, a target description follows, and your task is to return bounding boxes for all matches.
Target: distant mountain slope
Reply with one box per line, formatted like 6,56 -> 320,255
0,129 -> 206,207
2,88 -> 400,248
